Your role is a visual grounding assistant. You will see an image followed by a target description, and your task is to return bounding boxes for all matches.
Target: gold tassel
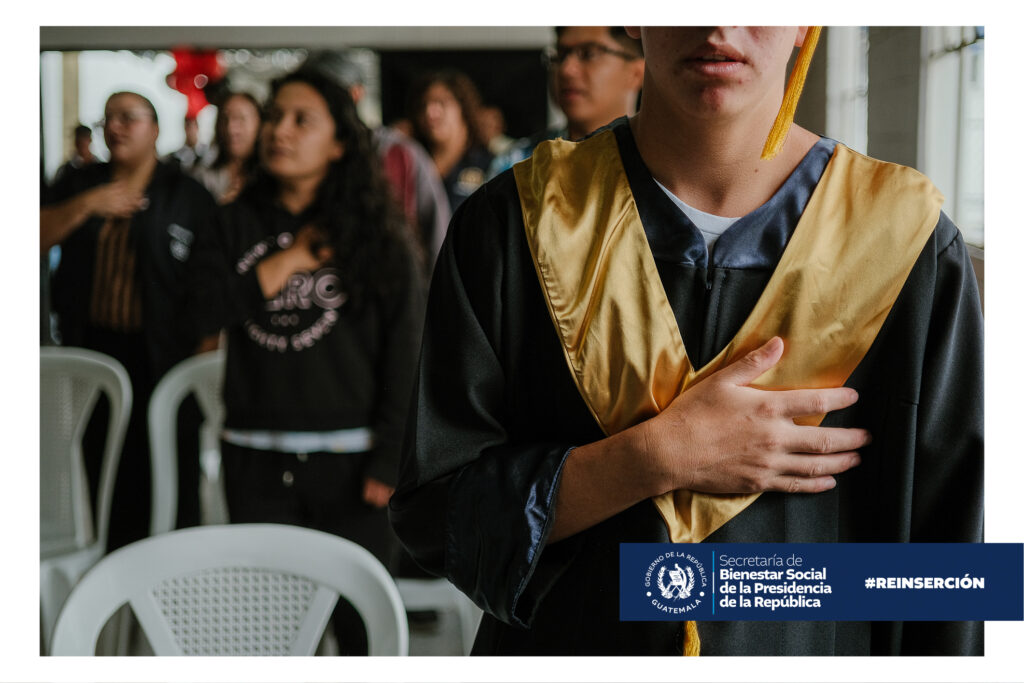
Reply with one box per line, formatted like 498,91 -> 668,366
760,26 -> 822,161
682,620 -> 701,656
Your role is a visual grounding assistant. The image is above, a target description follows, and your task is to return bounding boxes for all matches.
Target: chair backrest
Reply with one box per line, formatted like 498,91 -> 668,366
51,524 -> 409,655
40,346 -> 132,558
147,349 -> 225,536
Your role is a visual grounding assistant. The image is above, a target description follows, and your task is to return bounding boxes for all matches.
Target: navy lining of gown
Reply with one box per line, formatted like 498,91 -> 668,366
610,118 -> 838,270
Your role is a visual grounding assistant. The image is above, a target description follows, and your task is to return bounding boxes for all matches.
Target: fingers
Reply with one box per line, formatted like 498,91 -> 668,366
786,425 -> 871,454
773,451 -> 862,478
315,246 -> 336,265
110,197 -> 147,218
764,453 -> 864,494
96,182 -> 147,217
760,386 -> 860,419
716,337 -> 784,386
766,475 -> 839,494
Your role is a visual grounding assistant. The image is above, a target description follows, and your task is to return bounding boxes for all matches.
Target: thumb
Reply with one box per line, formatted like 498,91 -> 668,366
717,336 -> 784,386
316,245 -> 335,265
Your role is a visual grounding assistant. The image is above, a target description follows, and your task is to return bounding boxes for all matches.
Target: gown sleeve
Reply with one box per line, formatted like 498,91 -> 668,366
902,214 -> 985,654
389,178 -> 586,628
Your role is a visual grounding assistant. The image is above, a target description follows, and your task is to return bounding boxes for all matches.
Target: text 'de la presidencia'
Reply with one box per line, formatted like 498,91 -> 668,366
618,543 -> 1023,621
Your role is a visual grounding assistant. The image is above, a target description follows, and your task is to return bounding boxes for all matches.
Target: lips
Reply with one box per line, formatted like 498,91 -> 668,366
687,42 -> 746,63
684,43 -> 747,76
559,87 -> 586,102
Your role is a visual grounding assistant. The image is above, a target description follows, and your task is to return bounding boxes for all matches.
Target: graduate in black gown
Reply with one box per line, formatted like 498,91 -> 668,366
391,27 -> 983,656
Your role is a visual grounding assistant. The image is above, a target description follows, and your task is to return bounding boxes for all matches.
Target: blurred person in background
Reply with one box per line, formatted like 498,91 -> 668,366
188,68 -> 424,653
302,50 -> 451,273
193,91 -> 262,205
41,91 -> 216,550
45,123 -> 101,345
477,104 -> 514,157
490,26 -> 644,176
409,70 -> 493,213
53,123 -> 99,184
167,115 -> 208,171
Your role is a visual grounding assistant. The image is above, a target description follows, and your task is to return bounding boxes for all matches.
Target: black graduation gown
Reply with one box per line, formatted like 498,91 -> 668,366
390,119 -> 984,655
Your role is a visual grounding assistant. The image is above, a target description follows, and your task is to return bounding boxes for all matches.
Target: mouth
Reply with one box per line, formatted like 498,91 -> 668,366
687,43 -> 745,63
684,43 -> 746,73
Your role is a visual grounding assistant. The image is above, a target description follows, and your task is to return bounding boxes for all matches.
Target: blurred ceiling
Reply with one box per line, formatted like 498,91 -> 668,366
40,26 -> 554,51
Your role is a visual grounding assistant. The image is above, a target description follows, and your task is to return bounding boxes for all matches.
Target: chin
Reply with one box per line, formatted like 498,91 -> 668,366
263,159 -> 291,177
108,151 -> 134,166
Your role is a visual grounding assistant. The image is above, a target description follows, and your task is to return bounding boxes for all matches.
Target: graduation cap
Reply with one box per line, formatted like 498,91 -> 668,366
761,26 -> 822,161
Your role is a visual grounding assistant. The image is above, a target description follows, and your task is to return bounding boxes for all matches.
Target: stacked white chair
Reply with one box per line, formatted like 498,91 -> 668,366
39,346 -> 132,653
396,577 -> 483,655
147,349 -> 226,535
50,524 -> 409,655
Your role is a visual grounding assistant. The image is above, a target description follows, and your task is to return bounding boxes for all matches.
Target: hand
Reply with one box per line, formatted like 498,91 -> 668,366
255,224 -> 334,298
88,180 -> 148,218
641,337 -> 869,495
362,477 -> 395,508
293,224 -> 334,268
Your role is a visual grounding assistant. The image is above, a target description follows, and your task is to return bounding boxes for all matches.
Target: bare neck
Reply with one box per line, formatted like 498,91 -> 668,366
111,153 -> 157,189
629,101 -> 818,218
567,97 -> 635,142
431,126 -> 470,178
567,119 -> 596,142
277,175 -> 322,215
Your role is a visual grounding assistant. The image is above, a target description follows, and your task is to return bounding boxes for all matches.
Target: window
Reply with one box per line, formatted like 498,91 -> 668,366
825,26 -> 869,156
921,27 -> 984,248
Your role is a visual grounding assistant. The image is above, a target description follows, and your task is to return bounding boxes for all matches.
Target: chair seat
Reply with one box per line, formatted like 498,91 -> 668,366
50,524 -> 409,656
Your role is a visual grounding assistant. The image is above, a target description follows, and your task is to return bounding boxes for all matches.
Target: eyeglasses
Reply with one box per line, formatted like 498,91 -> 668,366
542,42 -> 640,69
95,110 -> 155,129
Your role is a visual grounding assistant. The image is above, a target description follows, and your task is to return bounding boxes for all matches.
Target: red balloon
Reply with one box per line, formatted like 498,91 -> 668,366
168,47 -> 224,118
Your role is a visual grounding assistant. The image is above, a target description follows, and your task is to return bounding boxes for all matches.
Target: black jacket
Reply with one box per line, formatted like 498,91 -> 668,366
46,161 -> 217,380
186,195 -> 425,486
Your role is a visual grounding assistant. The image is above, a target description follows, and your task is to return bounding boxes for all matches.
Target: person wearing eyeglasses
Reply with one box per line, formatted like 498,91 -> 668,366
41,91 -> 217,551
489,26 -> 644,177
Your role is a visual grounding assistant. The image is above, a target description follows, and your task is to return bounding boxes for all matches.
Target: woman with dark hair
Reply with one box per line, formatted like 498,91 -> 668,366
193,91 -> 261,204
188,70 -> 424,649
408,70 -> 493,211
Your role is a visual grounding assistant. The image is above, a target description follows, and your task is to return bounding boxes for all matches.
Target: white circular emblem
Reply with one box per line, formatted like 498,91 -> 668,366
170,239 -> 189,262
643,551 -> 708,615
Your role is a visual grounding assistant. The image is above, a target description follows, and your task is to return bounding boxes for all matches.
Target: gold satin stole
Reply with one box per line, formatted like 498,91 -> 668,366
514,129 -> 942,543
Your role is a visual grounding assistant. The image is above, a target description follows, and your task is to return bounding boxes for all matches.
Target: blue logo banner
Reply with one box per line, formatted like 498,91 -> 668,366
619,543 -> 1023,621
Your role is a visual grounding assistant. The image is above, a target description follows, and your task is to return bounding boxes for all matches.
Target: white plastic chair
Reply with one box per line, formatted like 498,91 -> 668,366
396,578 -> 482,655
147,350 -> 226,535
40,346 -> 132,654
50,523 -> 409,655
